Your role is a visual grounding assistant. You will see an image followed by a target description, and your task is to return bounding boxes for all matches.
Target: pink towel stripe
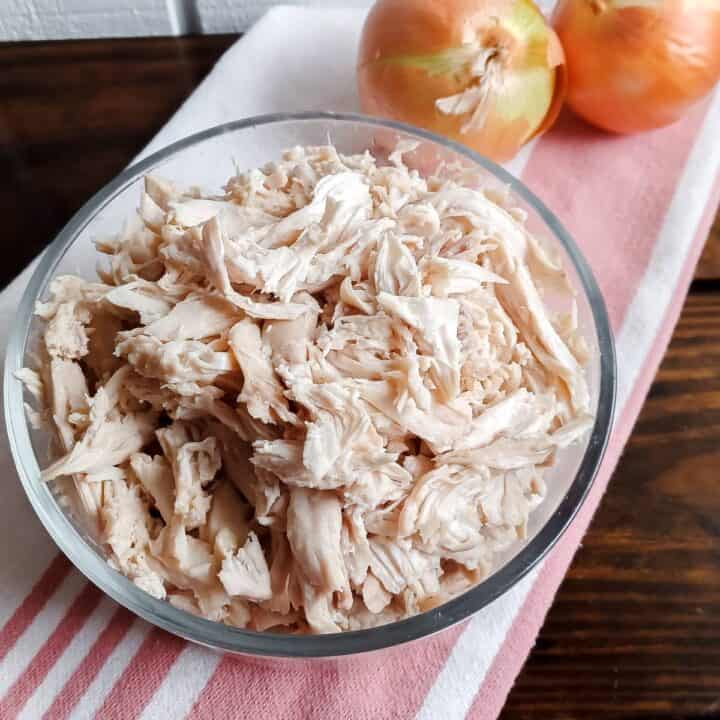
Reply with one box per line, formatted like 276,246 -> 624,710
521,103 -> 709,331
191,625 -> 465,720
0,581 -> 102,718
466,164 -> 720,720
0,554 -> 72,664
43,605 -> 134,720
95,628 -> 185,720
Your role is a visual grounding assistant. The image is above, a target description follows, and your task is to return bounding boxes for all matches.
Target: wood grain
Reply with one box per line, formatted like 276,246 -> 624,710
0,34 -> 719,718
696,213 -> 720,279
0,35 -> 235,289
502,291 -> 720,719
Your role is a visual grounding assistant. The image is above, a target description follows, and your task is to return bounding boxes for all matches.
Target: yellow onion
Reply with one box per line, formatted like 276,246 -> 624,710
357,0 -> 566,162
553,0 -> 720,133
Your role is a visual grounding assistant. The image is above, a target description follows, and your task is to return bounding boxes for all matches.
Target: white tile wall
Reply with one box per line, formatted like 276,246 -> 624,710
0,0 -> 372,41
0,0 -> 174,41
194,0 -> 371,34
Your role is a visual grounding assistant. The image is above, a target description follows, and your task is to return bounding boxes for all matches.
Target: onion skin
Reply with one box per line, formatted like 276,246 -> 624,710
357,0 -> 566,162
553,0 -> 720,134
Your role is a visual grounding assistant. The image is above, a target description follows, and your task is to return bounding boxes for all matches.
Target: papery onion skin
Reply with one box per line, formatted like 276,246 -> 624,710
553,0 -> 720,134
357,0 -> 566,162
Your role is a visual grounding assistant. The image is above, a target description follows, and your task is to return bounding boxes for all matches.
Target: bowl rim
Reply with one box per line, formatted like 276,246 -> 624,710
4,111 -> 616,657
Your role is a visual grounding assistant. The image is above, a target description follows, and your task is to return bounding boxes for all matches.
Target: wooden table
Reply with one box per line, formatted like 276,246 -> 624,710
2,35 -> 719,719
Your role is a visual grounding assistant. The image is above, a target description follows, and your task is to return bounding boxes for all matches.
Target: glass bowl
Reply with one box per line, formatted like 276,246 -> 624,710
4,112 -> 615,658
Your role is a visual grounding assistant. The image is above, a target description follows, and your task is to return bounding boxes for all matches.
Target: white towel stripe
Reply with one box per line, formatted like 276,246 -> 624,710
502,139 -> 538,180
615,88 -> 720,410
68,618 -> 150,720
0,571 -> 86,696
139,645 -> 222,720
415,568 -> 540,720
16,595 -> 117,720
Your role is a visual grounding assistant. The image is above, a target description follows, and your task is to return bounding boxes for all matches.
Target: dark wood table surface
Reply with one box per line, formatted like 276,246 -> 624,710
2,35 -> 719,719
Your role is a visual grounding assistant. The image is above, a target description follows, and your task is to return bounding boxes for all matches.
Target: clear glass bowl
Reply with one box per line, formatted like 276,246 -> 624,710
4,113 -> 615,658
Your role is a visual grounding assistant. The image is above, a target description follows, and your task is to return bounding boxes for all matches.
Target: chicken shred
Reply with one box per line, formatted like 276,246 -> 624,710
18,144 -> 593,633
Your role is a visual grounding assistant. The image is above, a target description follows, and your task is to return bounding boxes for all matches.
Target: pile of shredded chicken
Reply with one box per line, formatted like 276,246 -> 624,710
18,143 -> 593,634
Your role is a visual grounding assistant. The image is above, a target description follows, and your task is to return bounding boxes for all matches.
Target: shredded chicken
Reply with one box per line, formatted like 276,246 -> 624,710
18,143 -> 593,633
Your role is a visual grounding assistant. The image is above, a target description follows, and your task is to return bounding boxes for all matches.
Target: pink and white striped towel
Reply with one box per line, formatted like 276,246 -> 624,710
1,6 -> 719,719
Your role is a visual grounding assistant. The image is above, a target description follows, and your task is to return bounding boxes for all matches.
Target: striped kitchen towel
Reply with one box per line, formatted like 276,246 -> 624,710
1,6 -> 719,719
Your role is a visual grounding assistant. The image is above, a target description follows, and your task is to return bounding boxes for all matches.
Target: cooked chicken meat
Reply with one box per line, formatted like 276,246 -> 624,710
19,143 -> 593,634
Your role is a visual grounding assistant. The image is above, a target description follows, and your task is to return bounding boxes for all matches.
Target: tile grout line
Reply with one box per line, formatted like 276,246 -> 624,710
165,0 -> 203,36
